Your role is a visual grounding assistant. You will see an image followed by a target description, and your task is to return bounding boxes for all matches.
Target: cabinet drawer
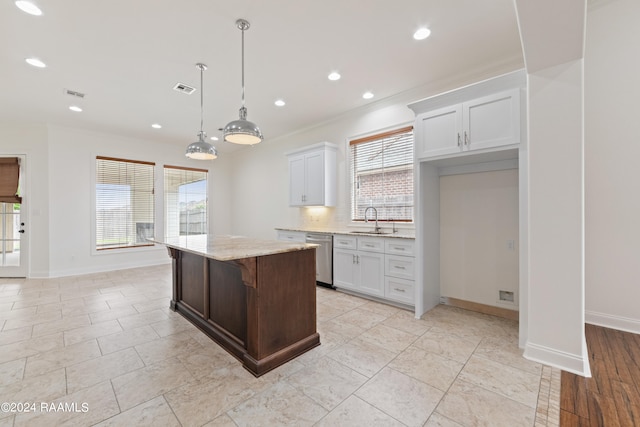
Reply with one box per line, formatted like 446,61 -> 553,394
385,255 -> 415,280
357,236 -> 385,253
385,239 -> 415,256
277,230 -> 306,243
384,276 -> 414,305
333,235 -> 357,250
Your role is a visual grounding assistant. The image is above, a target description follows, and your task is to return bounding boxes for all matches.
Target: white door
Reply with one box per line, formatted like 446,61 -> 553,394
463,89 -> 520,151
358,251 -> 385,297
288,154 -> 306,206
303,150 -> 325,206
0,155 -> 27,277
416,104 -> 462,159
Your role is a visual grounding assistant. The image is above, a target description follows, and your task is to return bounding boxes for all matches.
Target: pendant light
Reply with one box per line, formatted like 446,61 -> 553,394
186,63 -> 218,160
223,19 -> 263,145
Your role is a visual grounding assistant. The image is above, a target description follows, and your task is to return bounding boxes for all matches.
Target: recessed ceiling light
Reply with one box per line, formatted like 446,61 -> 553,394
274,99 -> 286,107
210,136 -> 219,141
362,91 -> 374,99
328,72 -> 341,81
69,105 -> 82,112
15,1 -> 42,16
151,123 -> 162,129
413,27 -> 431,40
25,57 -> 46,68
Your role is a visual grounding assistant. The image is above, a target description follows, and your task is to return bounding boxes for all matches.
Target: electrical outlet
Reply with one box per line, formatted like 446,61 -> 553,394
499,290 -> 514,302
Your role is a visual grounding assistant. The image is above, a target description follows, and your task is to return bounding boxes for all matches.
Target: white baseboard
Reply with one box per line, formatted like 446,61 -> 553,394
47,259 -> 170,279
523,341 -> 591,377
585,310 -> 640,335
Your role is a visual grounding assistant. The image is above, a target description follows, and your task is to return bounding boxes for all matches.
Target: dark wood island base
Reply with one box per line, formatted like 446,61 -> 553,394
166,242 -> 320,377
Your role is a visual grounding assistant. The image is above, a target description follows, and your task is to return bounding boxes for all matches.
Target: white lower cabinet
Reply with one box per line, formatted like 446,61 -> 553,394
333,234 -> 415,305
333,236 -> 384,297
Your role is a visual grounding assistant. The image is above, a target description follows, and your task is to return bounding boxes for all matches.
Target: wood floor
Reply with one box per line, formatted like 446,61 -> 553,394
560,323 -> 640,426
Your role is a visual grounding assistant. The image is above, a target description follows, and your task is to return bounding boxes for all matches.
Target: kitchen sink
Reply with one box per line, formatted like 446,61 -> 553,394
349,230 -> 392,235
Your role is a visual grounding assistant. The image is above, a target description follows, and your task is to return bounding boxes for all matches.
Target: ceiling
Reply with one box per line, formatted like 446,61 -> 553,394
0,0 -> 524,154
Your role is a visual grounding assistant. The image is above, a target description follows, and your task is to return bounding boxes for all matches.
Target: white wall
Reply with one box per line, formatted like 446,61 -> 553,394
440,169 -> 519,309
1,123 -> 233,278
585,0 -> 640,333
0,123 -> 50,276
226,66 -> 523,240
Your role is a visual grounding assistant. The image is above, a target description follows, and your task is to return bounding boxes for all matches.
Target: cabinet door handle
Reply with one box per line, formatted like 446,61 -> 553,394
457,132 -> 462,147
364,244 -> 374,247
464,131 -> 469,146
394,287 -> 406,293
357,255 -> 360,264
395,265 -> 406,270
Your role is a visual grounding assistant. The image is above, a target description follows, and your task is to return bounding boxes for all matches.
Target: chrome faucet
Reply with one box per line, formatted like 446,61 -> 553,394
364,207 -> 380,233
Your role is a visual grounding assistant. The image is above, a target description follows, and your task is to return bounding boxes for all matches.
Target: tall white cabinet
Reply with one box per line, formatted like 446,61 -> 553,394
408,70 -> 528,344
287,142 -> 337,207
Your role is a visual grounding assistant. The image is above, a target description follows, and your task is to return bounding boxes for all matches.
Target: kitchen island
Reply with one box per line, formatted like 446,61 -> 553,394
157,235 -> 319,377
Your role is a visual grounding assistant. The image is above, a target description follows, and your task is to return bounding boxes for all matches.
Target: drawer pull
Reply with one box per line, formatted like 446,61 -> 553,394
393,247 -> 405,251
339,240 -> 349,244
393,287 -> 406,293
394,266 -> 406,270
365,244 -> 374,247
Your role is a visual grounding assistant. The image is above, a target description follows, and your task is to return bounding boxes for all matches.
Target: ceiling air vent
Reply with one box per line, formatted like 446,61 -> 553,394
64,89 -> 85,98
173,83 -> 196,95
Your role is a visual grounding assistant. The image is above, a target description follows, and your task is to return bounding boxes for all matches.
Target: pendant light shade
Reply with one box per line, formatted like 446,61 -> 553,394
186,63 -> 217,160
223,19 -> 263,145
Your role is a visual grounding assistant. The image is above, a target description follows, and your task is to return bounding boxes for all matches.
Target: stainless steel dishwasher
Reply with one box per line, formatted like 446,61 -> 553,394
306,233 -> 334,289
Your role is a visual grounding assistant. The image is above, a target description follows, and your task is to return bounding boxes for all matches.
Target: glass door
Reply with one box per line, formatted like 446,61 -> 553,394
0,155 -> 26,277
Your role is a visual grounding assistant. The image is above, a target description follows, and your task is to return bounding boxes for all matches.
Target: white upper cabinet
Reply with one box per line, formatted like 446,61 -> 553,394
415,89 -> 521,160
287,142 -> 337,207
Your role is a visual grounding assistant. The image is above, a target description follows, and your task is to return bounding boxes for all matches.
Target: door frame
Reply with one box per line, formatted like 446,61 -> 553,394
0,154 -> 28,277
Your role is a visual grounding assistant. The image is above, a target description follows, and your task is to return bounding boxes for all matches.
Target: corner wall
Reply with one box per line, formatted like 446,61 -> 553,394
585,0 -> 640,333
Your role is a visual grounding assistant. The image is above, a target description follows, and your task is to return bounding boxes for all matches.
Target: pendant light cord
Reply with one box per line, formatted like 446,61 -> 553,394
200,64 -> 204,134
241,25 -> 245,108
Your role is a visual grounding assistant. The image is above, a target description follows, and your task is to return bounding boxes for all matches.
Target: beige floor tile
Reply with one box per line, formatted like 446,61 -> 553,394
332,308 -> 388,330
116,309 -> 170,330
0,305 -> 37,321
112,357 -> 196,411
24,339 -> 102,378
63,319 -> 123,346
0,415 -> 14,426
15,381 -> 120,426
38,298 -> 111,316
11,295 -> 61,310
317,301 -> 349,322
0,325 -> 33,346
356,367 -> 444,426
133,297 -> 171,313
436,379 -> 536,427
31,314 -> 92,337
89,305 -> 138,324
315,395 -> 405,426
425,412 -> 465,426
413,327 -> 478,363
358,300 -> 403,317
166,364 -> 270,427
358,323 -> 417,353
106,293 -> 153,309
0,332 -> 64,365
327,338 -> 397,378
382,310 -> 432,336
389,345 -> 463,391
93,395 -> 181,427
66,347 -> 145,393
97,324 -> 160,354
0,358 -> 25,387
458,355 -> 541,408
285,357 -> 368,410
227,382 -> 328,427
474,336 -> 543,375
0,368 -> 67,404
134,332 -> 204,365
319,317 -> 367,339
328,292 -> 369,311
295,329 -> 350,366
2,309 -> 61,331
176,344 -> 238,379
149,315 -> 198,338
201,414 -> 238,427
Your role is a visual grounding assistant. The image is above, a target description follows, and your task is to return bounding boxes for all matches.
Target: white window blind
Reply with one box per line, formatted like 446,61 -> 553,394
350,126 -> 414,222
96,156 -> 155,250
164,165 -> 208,238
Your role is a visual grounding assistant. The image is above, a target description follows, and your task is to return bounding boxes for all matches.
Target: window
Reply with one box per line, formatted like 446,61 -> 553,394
350,126 -> 414,222
164,166 -> 208,238
96,157 -> 155,250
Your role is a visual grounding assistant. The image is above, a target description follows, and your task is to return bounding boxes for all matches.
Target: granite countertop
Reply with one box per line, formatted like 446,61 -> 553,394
275,227 -> 415,239
152,234 -> 316,261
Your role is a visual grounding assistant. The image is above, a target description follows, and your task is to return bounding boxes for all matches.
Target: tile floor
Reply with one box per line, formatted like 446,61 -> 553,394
0,265 -> 561,426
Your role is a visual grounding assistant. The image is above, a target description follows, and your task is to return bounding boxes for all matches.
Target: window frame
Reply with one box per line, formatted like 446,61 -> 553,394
163,165 -> 208,239
349,125 -> 415,224
94,156 -> 156,252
